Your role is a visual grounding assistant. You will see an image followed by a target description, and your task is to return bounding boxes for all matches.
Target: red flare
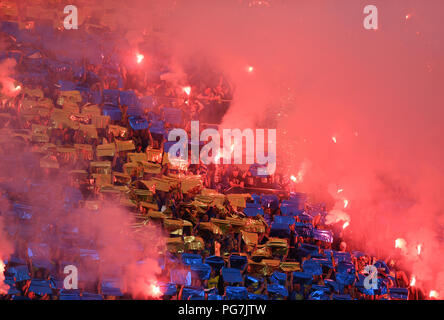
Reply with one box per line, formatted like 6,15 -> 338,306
136,54 -> 144,64
182,86 -> 191,96
0,260 -> 8,295
151,284 -> 161,297
395,238 -> 406,250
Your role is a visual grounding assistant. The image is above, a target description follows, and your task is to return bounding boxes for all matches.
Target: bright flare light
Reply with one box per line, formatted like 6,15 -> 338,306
342,221 -> 350,230
332,136 -> 337,144
395,238 -> 406,249
182,86 -> 191,96
410,276 -> 416,287
406,13 -> 412,20
0,260 -> 8,294
343,199 -> 349,209
429,290 -> 439,299
136,54 -> 144,64
151,284 -> 161,296
247,66 -> 254,73
417,244 -> 422,256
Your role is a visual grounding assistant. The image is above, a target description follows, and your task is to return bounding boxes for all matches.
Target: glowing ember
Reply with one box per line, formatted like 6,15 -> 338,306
14,85 -> 21,92
342,221 -> 350,230
182,86 -> 191,96
290,175 -> 297,182
337,188 -> 343,193
429,290 -> 439,299
410,276 -> 416,287
247,66 -> 254,73
417,244 -> 422,256
332,136 -> 337,143
136,54 -> 144,64
343,199 -> 349,209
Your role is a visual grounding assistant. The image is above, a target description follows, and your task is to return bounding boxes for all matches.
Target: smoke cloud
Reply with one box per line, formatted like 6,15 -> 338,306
1,0 -> 443,295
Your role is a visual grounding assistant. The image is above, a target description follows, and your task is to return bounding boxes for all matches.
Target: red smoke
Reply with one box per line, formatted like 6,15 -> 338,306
1,0 -> 443,295
0,58 -> 21,98
141,0 -> 444,293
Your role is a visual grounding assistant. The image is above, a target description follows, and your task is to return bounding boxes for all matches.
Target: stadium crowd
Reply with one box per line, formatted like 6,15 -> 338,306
0,4 -> 427,300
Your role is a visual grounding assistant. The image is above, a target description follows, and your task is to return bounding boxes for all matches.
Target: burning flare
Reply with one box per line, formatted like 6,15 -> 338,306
182,86 -> 191,96
290,160 -> 309,184
395,238 -> 409,255
395,238 -> 406,249
136,54 -> 144,64
0,259 -> 9,295
429,290 -> 439,299
151,284 -> 161,298
410,276 -> 416,287
342,221 -> 350,230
